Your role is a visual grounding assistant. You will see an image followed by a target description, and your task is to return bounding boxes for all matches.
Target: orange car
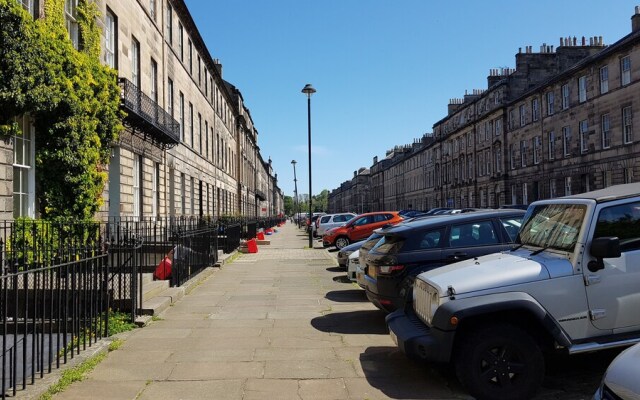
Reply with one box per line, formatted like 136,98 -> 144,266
322,211 -> 403,249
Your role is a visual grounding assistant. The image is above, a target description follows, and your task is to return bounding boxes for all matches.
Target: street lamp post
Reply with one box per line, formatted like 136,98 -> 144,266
291,160 -> 299,227
302,83 -> 316,249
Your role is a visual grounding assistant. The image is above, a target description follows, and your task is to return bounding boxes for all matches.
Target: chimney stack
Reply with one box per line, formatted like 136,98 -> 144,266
633,6 -> 640,32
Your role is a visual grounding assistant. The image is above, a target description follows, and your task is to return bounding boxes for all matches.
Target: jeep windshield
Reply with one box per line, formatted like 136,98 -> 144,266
517,203 -> 586,252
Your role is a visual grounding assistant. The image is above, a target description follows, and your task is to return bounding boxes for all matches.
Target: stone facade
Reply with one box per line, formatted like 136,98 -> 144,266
330,8 -> 640,212
9,0 -> 282,221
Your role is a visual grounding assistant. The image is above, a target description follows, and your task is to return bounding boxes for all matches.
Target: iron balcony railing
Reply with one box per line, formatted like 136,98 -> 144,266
255,190 -> 267,201
118,78 -> 180,148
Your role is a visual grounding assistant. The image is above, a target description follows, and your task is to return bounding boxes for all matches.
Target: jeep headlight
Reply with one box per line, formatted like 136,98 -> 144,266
413,279 -> 443,326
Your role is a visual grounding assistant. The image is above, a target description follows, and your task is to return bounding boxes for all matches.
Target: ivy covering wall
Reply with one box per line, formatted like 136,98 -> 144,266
0,0 -> 122,220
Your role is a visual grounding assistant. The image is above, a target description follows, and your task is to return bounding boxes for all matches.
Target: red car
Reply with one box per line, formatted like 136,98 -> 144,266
322,211 -> 403,249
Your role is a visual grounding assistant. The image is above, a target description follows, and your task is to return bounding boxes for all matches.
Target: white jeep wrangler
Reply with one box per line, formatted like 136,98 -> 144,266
387,182 -> 640,400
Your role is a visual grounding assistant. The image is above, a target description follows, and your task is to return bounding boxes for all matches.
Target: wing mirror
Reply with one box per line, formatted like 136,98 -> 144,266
588,237 -> 620,272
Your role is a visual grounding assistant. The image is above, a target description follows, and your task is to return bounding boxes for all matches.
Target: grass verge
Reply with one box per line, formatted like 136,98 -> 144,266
38,339 -> 124,400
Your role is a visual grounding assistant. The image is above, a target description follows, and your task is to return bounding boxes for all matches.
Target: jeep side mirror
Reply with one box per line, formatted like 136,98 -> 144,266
588,237 -> 620,272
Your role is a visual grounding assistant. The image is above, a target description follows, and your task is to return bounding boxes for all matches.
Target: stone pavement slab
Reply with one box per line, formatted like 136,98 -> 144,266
50,222 -> 604,400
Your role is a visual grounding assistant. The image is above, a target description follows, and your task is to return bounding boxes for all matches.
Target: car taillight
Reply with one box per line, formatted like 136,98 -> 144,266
378,265 -> 405,274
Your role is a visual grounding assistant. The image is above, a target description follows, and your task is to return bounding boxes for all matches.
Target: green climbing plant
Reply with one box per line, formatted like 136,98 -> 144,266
0,0 -> 123,220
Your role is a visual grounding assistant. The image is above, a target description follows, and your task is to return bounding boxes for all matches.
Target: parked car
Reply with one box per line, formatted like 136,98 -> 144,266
336,240 -> 365,268
347,250 -> 360,282
398,210 -> 428,218
387,182 -> 640,400
500,204 -> 530,210
316,213 -> 356,237
593,342 -> 640,400
424,207 -> 451,215
365,209 -> 525,312
305,213 -> 325,233
322,211 -> 403,249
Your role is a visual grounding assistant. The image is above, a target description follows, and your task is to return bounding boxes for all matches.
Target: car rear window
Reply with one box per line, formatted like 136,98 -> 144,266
370,234 -> 404,255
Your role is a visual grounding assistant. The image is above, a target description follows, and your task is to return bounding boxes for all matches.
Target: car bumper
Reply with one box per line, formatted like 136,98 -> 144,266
365,289 -> 399,313
386,308 -> 455,364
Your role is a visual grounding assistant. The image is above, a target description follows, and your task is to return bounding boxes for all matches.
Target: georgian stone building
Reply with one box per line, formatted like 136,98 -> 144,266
327,168 -> 371,214
8,0 -> 282,221
331,7 -> 640,212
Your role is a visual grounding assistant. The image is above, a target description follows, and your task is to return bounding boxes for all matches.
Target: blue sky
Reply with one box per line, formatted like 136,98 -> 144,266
184,0 -> 639,198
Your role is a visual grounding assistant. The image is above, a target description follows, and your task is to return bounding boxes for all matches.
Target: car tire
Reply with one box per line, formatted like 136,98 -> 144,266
335,236 -> 350,249
455,323 -> 544,400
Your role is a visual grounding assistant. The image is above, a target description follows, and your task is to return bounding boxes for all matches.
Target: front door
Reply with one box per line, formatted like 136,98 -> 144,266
585,201 -> 640,331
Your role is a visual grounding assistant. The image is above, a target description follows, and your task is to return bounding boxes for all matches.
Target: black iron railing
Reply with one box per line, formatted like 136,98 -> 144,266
0,216 -> 265,397
118,77 -> 180,148
0,219 -> 109,398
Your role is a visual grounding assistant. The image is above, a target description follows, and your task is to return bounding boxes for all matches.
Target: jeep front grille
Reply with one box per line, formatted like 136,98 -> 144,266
413,279 -> 438,326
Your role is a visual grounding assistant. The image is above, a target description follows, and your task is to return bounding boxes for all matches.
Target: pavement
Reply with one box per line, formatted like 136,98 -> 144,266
48,222 -> 614,400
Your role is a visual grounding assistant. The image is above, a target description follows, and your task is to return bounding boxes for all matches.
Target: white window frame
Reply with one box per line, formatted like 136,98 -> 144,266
152,162 -> 158,218
565,176 -> 572,196
532,98 -> 539,122
151,59 -> 158,102
520,140 -> 527,167
562,126 -> 571,157
579,119 -> 589,153
149,0 -> 156,20
133,155 -> 141,219
519,104 -> 526,126
105,10 -> 116,68
578,76 -> 587,103
166,3 -> 173,44
178,23 -> 184,61
550,179 -> 557,198
621,56 -> 631,86
623,106 -> 633,144
533,136 -> 541,164
548,131 -> 555,160
65,0 -> 79,49
190,176 -> 195,214
547,91 -> 554,115
601,113 -> 611,149
179,92 -> 184,141
166,78 -> 173,117
13,116 -> 36,218
131,37 -> 140,87
600,66 -> 609,94
561,84 -> 570,110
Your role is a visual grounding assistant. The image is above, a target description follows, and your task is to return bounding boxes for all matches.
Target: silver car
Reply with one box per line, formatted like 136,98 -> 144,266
593,343 -> 640,400
316,213 -> 356,237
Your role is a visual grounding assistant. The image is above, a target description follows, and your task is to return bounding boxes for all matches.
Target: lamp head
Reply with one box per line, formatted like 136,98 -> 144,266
301,84 -> 316,98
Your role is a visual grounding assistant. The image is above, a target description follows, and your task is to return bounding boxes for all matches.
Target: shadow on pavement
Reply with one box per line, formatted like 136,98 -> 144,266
332,275 -> 352,284
359,346 -> 462,399
311,310 -> 388,334
325,289 -> 368,303
326,248 -> 339,253
535,348 -> 622,398
326,266 -> 343,273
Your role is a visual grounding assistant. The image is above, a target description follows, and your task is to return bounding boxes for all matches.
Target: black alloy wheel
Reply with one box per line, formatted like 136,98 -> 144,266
455,323 -> 544,400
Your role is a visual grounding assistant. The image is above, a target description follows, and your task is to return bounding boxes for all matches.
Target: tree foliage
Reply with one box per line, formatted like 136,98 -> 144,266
0,0 -> 122,220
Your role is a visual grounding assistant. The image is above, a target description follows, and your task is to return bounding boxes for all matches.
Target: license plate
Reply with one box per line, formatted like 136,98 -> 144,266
390,329 -> 398,345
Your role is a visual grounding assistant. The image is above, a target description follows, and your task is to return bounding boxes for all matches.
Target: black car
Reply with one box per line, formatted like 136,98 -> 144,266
336,240 -> 365,268
364,209 -> 525,312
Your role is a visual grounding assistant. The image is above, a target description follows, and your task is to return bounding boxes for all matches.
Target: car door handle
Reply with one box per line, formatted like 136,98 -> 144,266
447,253 -> 468,260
